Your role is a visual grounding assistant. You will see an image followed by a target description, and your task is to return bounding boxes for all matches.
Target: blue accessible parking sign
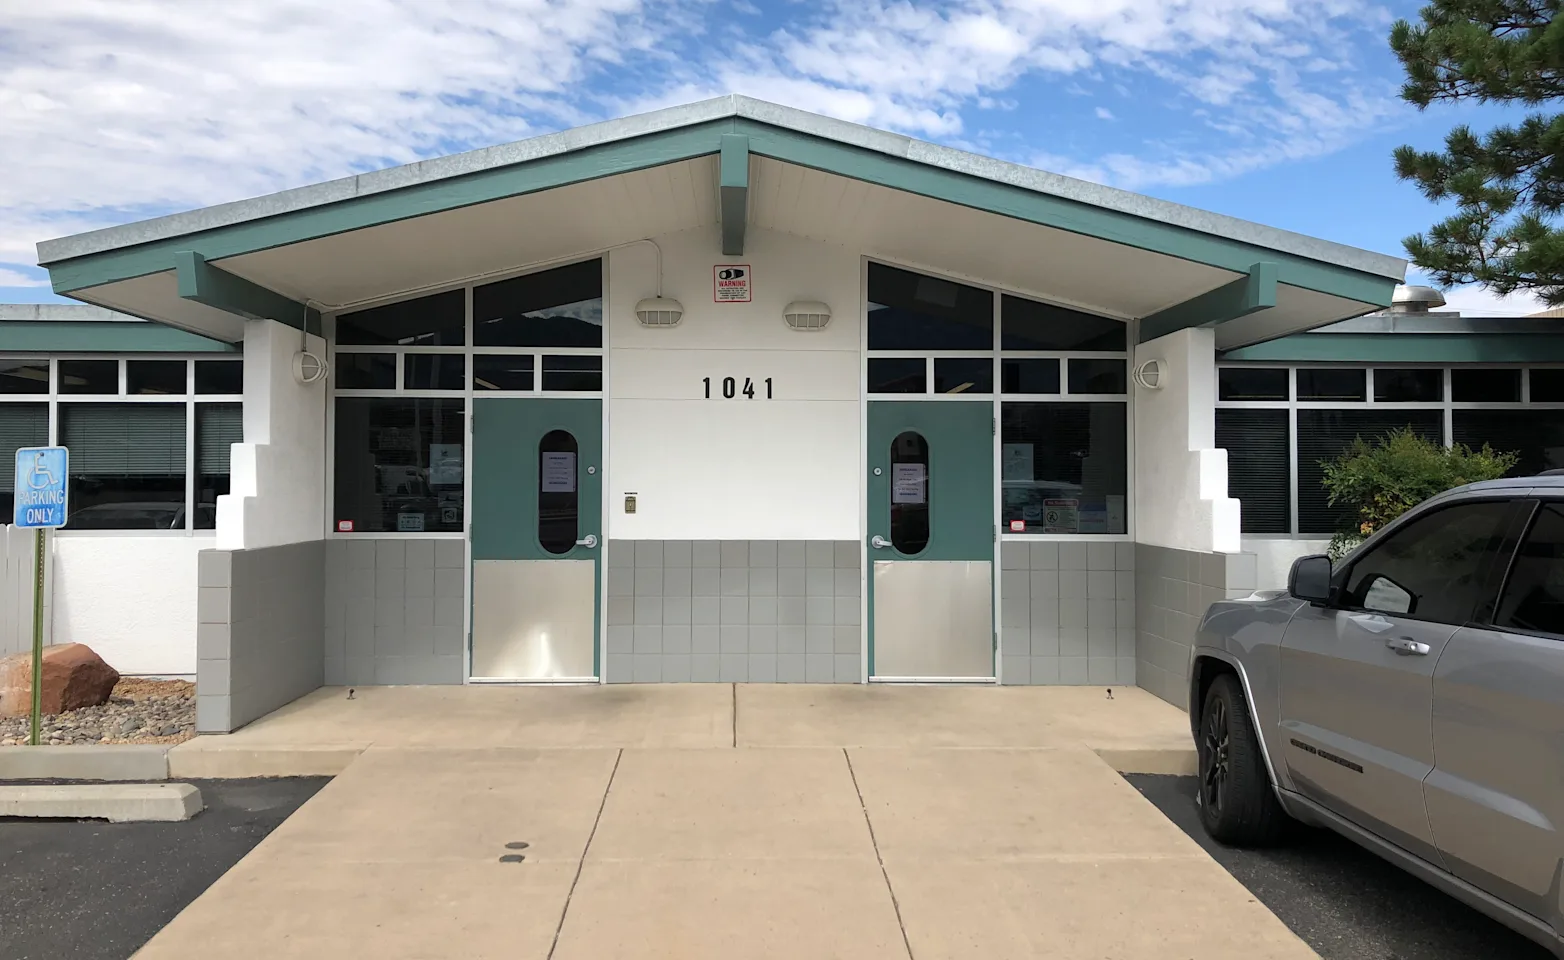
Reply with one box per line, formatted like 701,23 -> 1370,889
13,447 -> 68,528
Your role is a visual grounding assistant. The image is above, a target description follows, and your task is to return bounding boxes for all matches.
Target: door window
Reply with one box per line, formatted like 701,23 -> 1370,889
538,429 -> 579,554
1495,502 -> 1564,637
1341,500 -> 1516,625
889,431 -> 930,555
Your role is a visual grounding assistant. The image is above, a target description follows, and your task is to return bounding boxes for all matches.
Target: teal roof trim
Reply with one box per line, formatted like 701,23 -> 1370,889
1221,332 -> 1564,363
719,134 -> 749,257
41,104 -> 1397,312
176,250 -> 320,333
1138,261 -> 1277,343
0,321 -> 237,353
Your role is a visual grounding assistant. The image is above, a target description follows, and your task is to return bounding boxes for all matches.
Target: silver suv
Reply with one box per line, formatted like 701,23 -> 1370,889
1190,474 -> 1564,956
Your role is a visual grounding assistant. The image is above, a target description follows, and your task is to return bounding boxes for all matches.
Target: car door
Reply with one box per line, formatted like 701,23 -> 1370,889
1426,498 -> 1564,923
1278,498 -> 1523,864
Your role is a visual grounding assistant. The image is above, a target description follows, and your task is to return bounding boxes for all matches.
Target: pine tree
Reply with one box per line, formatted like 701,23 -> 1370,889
1391,1 -> 1564,304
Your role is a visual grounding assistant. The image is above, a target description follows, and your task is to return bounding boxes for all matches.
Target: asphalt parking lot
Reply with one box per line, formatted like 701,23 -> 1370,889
0,777 -> 329,960
1128,774 -> 1551,960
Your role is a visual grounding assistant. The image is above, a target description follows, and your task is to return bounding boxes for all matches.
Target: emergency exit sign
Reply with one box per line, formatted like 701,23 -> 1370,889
714,265 -> 751,302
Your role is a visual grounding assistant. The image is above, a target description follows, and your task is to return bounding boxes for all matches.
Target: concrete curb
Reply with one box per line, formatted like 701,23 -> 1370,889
0,745 -> 170,781
167,742 -> 366,779
1094,747 -> 1199,776
0,783 -> 202,822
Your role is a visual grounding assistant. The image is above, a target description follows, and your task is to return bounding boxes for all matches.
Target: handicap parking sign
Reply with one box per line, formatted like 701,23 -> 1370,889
13,447 -> 68,528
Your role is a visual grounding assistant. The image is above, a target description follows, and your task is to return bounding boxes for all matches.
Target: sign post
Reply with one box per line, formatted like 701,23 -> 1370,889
13,447 -> 68,747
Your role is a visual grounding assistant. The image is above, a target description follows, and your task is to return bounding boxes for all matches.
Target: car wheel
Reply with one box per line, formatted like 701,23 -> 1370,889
1198,673 -> 1287,845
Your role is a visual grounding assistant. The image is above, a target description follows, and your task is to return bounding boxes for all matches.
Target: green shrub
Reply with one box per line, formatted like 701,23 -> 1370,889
1320,428 -> 1518,559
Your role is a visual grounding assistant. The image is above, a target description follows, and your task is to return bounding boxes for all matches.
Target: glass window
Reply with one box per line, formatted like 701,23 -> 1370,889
1001,294 -> 1125,351
404,354 -> 465,390
933,358 -> 992,394
0,403 -> 49,521
58,359 -> 118,395
1342,500 -> 1515,624
541,355 -> 601,392
1216,410 -> 1290,534
1297,410 -> 1444,534
538,430 -> 580,555
474,355 -> 534,391
867,263 -> 993,350
1067,359 -> 1127,395
1297,368 -> 1366,402
194,360 -> 243,395
868,358 -> 925,394
61,403 -> 187,529
1452,368 -> 1521,402
127,359 -> 186,395
333,398 -> 465,533
335,289 -> 465,346
1531,369 -> 1564,403
1496,502 -> 1564,636
1452,410 -> 1564,476
474,260 -> 602,347
1001,402 -> 1128,534
0,360 -> 49,394
334,353 -> 397,390
889,431 -> 930,554
195,403 -> 242,530
1218,367 -> 1288,401
1374,368 -> 1442,403
1001,358 -> 1061,395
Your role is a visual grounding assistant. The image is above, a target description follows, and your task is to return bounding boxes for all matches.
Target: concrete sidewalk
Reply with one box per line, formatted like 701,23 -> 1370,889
132,686 -> 1315,959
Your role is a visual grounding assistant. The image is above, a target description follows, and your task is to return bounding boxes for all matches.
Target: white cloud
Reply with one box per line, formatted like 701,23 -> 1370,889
0,268 -> 49,288
1095,106 -> 1115,120
1435,284 -> 1547,318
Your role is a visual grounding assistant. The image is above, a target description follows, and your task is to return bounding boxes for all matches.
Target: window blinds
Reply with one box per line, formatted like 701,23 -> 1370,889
61,403 -> 186,475
0,404 -> 48,492
196,403 -> 242,475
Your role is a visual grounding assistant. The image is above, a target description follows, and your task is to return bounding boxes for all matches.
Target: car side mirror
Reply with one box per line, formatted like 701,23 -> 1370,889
1288,554 -> 1332,604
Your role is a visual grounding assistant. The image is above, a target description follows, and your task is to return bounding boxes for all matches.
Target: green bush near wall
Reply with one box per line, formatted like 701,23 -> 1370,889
1321,428 -> 1518,559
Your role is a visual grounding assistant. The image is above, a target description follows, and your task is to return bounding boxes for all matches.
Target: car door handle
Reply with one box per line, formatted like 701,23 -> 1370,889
575,534 -> 599,549
1387,636 -> 1430,656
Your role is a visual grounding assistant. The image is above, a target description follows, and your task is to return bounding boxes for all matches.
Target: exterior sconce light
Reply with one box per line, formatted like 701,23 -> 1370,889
1133,358 -> 1165,390
783,301 -> 831,331
634,297 -> 684,327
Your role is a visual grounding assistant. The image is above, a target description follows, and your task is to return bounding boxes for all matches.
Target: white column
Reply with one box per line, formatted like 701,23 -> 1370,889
1132,326 -> 1240,553
215,318 -> 328,550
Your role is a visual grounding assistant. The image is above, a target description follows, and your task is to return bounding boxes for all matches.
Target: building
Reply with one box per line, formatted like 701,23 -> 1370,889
4,94 -> 1541,734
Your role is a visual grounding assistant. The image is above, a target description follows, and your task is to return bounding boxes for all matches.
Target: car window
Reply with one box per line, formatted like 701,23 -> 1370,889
1341,500 -> 1515,625
1495,502 -> 1564,637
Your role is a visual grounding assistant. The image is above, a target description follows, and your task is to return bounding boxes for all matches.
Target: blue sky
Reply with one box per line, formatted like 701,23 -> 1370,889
0,0 -> 1544,314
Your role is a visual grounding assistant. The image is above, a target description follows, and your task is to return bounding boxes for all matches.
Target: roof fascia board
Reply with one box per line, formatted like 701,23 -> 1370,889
719,134 -> 749,257
0,320 -> 237,353
1137,262 -> 1277,343
46,122 -> 732,296
1220,332 -> 1564,363
175,250 -> 320,333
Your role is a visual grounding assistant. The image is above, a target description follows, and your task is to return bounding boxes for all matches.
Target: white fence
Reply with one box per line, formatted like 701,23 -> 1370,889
1,525 -> 53,657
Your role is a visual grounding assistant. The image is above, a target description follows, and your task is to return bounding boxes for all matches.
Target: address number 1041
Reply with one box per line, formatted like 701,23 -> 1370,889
702,376 -> 773,399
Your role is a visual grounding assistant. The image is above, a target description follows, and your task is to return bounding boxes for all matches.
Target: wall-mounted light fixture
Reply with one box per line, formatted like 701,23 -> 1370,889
635,297 -> 684,327
1132,358 -> 1166,390
783,300 -> 831,331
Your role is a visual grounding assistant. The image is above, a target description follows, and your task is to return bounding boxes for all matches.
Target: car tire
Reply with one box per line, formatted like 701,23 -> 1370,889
1197,672 -> 1287,846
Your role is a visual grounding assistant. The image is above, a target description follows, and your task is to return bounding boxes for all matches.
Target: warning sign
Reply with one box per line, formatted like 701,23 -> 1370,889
1042,498 -> 1079,534
714,265 -> 752,302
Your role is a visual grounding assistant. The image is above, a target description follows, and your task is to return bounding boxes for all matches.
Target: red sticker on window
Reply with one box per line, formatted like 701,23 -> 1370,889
1009,520 -> 1026,532
337,520 -> 354,532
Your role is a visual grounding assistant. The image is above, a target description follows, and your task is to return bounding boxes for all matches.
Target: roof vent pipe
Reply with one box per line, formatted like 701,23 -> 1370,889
1389,284 -> 1446,315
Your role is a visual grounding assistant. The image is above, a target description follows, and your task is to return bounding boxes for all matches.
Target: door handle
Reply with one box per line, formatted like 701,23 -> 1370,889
870,535 -> 891,549
1387,636 -> 1430,656
575,534 -> 599,549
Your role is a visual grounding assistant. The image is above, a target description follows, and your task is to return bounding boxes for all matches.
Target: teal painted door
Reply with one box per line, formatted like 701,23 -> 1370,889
470,398 -> 602,679
867,401 -> 995,679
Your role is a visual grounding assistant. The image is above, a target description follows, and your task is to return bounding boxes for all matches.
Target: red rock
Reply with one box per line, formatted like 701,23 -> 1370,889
0,643 -> 120,718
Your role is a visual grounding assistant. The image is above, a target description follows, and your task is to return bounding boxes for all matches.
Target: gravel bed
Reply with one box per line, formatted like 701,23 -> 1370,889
0,679 -> 194,746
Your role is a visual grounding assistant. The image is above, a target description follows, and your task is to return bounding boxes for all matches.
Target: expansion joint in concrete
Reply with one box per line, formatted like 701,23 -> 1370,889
548,747 -> 622,960
843,747 -> 916,960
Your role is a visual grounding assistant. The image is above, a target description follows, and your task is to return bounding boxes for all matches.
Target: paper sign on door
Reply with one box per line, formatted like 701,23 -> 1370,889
891,463 -> 927,504
541,452 -> 577,493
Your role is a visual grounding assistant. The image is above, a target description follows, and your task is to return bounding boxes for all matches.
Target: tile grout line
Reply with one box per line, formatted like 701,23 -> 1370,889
843,747 -> 916,960
547,747 -> 622,960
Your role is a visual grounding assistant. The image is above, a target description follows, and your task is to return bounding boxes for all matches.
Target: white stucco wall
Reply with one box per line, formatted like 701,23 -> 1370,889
50,535 -> 207,677
606,226 -> 862,540
1132,326 -> 1239,553
217,318 -> 328,550
1243,537 -> 1331,590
